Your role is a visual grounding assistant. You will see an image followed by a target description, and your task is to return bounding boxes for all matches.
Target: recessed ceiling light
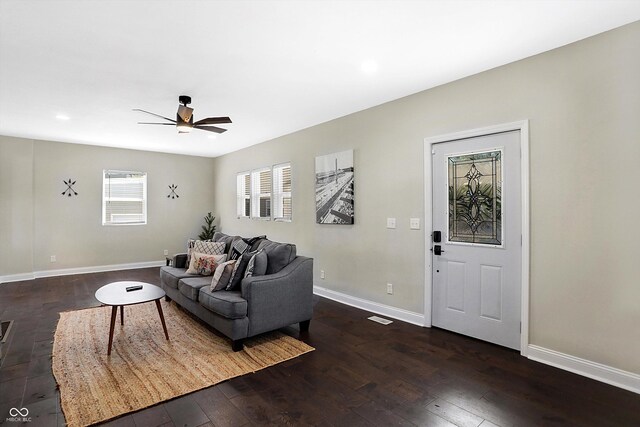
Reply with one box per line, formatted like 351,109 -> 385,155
207,134 -> 217,140
56,114 -> 70,121
361,60 -> 378,74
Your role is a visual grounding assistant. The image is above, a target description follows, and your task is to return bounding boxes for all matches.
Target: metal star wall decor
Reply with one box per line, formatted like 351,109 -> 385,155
62,179 -> 77,197
167,184 -> 179,199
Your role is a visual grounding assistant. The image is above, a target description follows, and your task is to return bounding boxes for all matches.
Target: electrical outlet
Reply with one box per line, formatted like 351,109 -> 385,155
387,283 -> 393,294
164,249 -> 169,256
410,218 -> 420,229
320,270 -> 325,279
386,218 -> 396,229
50,255 -> 56,263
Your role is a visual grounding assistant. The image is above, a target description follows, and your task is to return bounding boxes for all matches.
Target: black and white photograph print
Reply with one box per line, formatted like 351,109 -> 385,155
315,149 -> 354,224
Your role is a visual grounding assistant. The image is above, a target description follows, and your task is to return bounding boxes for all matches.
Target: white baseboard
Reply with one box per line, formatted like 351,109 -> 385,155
0,261 -> 165,284
313,285 -> 425,326
527,344 -> 640,394
0,272 -> 36,284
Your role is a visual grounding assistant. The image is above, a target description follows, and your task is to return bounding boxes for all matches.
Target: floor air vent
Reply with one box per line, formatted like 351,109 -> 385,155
368,316 -> 393,325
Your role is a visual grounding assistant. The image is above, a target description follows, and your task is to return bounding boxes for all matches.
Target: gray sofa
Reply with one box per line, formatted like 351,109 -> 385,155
159,232 -> 313,351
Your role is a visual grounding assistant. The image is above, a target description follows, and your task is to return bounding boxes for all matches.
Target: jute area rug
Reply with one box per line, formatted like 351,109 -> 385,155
52,301 -> 314,427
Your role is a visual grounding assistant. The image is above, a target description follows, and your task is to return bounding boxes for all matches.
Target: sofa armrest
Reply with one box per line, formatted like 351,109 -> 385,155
173,253 -> 188,269
240,256 -> 313,336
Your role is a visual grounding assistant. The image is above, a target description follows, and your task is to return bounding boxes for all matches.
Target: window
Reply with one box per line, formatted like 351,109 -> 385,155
273,163 -> 292,221
236,172 -> 251,218
251,168 -> 271,219
102,170 -> 147,225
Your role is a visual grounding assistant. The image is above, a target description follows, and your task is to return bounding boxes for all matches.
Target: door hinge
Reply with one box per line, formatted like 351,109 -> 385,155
431,149 -> 435,155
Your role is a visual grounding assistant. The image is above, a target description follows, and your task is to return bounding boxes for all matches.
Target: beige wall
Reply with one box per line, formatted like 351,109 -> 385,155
212,22 -> 640,373
0,137 -> 216,275
0,136 -> 35,276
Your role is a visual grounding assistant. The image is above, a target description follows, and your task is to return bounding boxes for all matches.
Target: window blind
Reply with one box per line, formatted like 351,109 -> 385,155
102,170 -> 147,225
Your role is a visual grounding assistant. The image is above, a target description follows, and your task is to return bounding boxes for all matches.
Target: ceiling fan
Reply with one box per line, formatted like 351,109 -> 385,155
133,95 -> 231,134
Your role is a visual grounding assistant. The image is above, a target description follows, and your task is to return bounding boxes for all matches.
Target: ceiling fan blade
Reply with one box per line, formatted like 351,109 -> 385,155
133,109 -> 176,123
193,117 -> 232,126
194,125 -> 227,134
137,122 -> 176,125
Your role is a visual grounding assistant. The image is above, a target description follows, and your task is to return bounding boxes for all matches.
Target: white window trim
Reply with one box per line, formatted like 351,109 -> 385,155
102,169 -> 147,226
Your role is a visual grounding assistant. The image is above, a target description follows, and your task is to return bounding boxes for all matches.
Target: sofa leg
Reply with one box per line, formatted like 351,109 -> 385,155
299,320 -> 311,332
165,295 -> 171,302
232,339 -> 244,352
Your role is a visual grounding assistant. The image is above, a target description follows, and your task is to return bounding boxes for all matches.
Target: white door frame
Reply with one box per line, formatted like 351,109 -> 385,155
423,120 -> 530,355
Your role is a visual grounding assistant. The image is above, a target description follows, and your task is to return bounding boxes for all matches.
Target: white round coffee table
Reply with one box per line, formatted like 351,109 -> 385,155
95,281 -> 169,355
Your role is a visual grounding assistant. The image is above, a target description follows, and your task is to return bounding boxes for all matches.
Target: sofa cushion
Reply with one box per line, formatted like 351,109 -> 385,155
178,276 -> 212,301
260,241 -> 297,274
199,288 -> 247,319
160,267 -> 198,290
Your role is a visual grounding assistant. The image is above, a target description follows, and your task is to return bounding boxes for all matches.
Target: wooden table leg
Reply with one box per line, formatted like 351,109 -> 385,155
108,305 -> 118,355
155,299 -> 169,340
120,305 -> 124,325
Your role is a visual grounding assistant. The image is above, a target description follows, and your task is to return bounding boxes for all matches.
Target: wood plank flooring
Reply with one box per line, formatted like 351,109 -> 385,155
0,267 -> 639,426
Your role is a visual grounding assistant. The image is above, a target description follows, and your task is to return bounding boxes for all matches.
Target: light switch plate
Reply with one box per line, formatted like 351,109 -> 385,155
386,218 -> 396,229
410,218 -> 420,230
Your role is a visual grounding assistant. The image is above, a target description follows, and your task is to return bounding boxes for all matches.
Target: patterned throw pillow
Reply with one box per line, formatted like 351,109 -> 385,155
243,249 -> 264,279
229,239 -> 249,260
186,238 -> 197,265
187,239 -> 225,265
193,240 -> 225,256
210,260 -> 237,291
226,250 -> 257,291
186,252 -> 227,275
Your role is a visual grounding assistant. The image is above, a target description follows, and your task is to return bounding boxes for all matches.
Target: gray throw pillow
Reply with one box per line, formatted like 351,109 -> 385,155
263,242 -> 296,274
252,250 -> 268,276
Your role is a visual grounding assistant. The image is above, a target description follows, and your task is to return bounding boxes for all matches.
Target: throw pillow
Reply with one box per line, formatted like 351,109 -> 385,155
229,239 -> 249,260
243,235 -> 267,252
186,252 -> 227,275
210,260 -> 237,291
226,250 -> 257,290
252,249 -> 268,276
243,249 -> 265,279
186,238 -> 196,265
193,240 -> 225,256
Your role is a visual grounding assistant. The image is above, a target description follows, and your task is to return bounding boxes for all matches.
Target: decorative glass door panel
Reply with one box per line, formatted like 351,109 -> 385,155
448,149 -> 502,245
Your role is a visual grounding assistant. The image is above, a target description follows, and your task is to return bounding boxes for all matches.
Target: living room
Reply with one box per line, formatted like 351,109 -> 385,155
1,1 -> 640,426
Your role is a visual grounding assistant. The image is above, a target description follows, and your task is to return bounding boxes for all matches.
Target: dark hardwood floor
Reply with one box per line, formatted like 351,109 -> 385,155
1,267 -> 639,426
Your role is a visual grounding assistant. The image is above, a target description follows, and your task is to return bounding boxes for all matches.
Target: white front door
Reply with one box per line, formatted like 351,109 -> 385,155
431,130 -> 522,350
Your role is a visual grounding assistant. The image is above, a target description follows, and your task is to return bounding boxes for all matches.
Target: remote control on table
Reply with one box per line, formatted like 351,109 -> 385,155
126,285 -> 143,292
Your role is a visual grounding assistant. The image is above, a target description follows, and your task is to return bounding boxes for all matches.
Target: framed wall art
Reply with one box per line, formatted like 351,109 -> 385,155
315,150 -> 354,224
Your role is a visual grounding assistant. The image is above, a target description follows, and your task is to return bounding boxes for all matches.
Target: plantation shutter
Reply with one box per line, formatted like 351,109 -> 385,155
251,168 -> 271,219
273,163 -> 292,221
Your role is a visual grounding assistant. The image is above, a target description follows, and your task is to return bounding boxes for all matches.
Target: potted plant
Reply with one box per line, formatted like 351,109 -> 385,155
199,212 -> 217,240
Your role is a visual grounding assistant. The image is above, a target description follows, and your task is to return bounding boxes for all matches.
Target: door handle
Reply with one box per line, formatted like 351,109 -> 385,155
433,245 -> 444,256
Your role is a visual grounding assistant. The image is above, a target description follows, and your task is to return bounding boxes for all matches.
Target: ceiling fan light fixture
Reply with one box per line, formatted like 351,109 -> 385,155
176,121 -> 191,133
177,105 -> 193,122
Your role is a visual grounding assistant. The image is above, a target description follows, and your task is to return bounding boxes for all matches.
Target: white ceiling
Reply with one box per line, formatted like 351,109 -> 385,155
1,1 -> 639,158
